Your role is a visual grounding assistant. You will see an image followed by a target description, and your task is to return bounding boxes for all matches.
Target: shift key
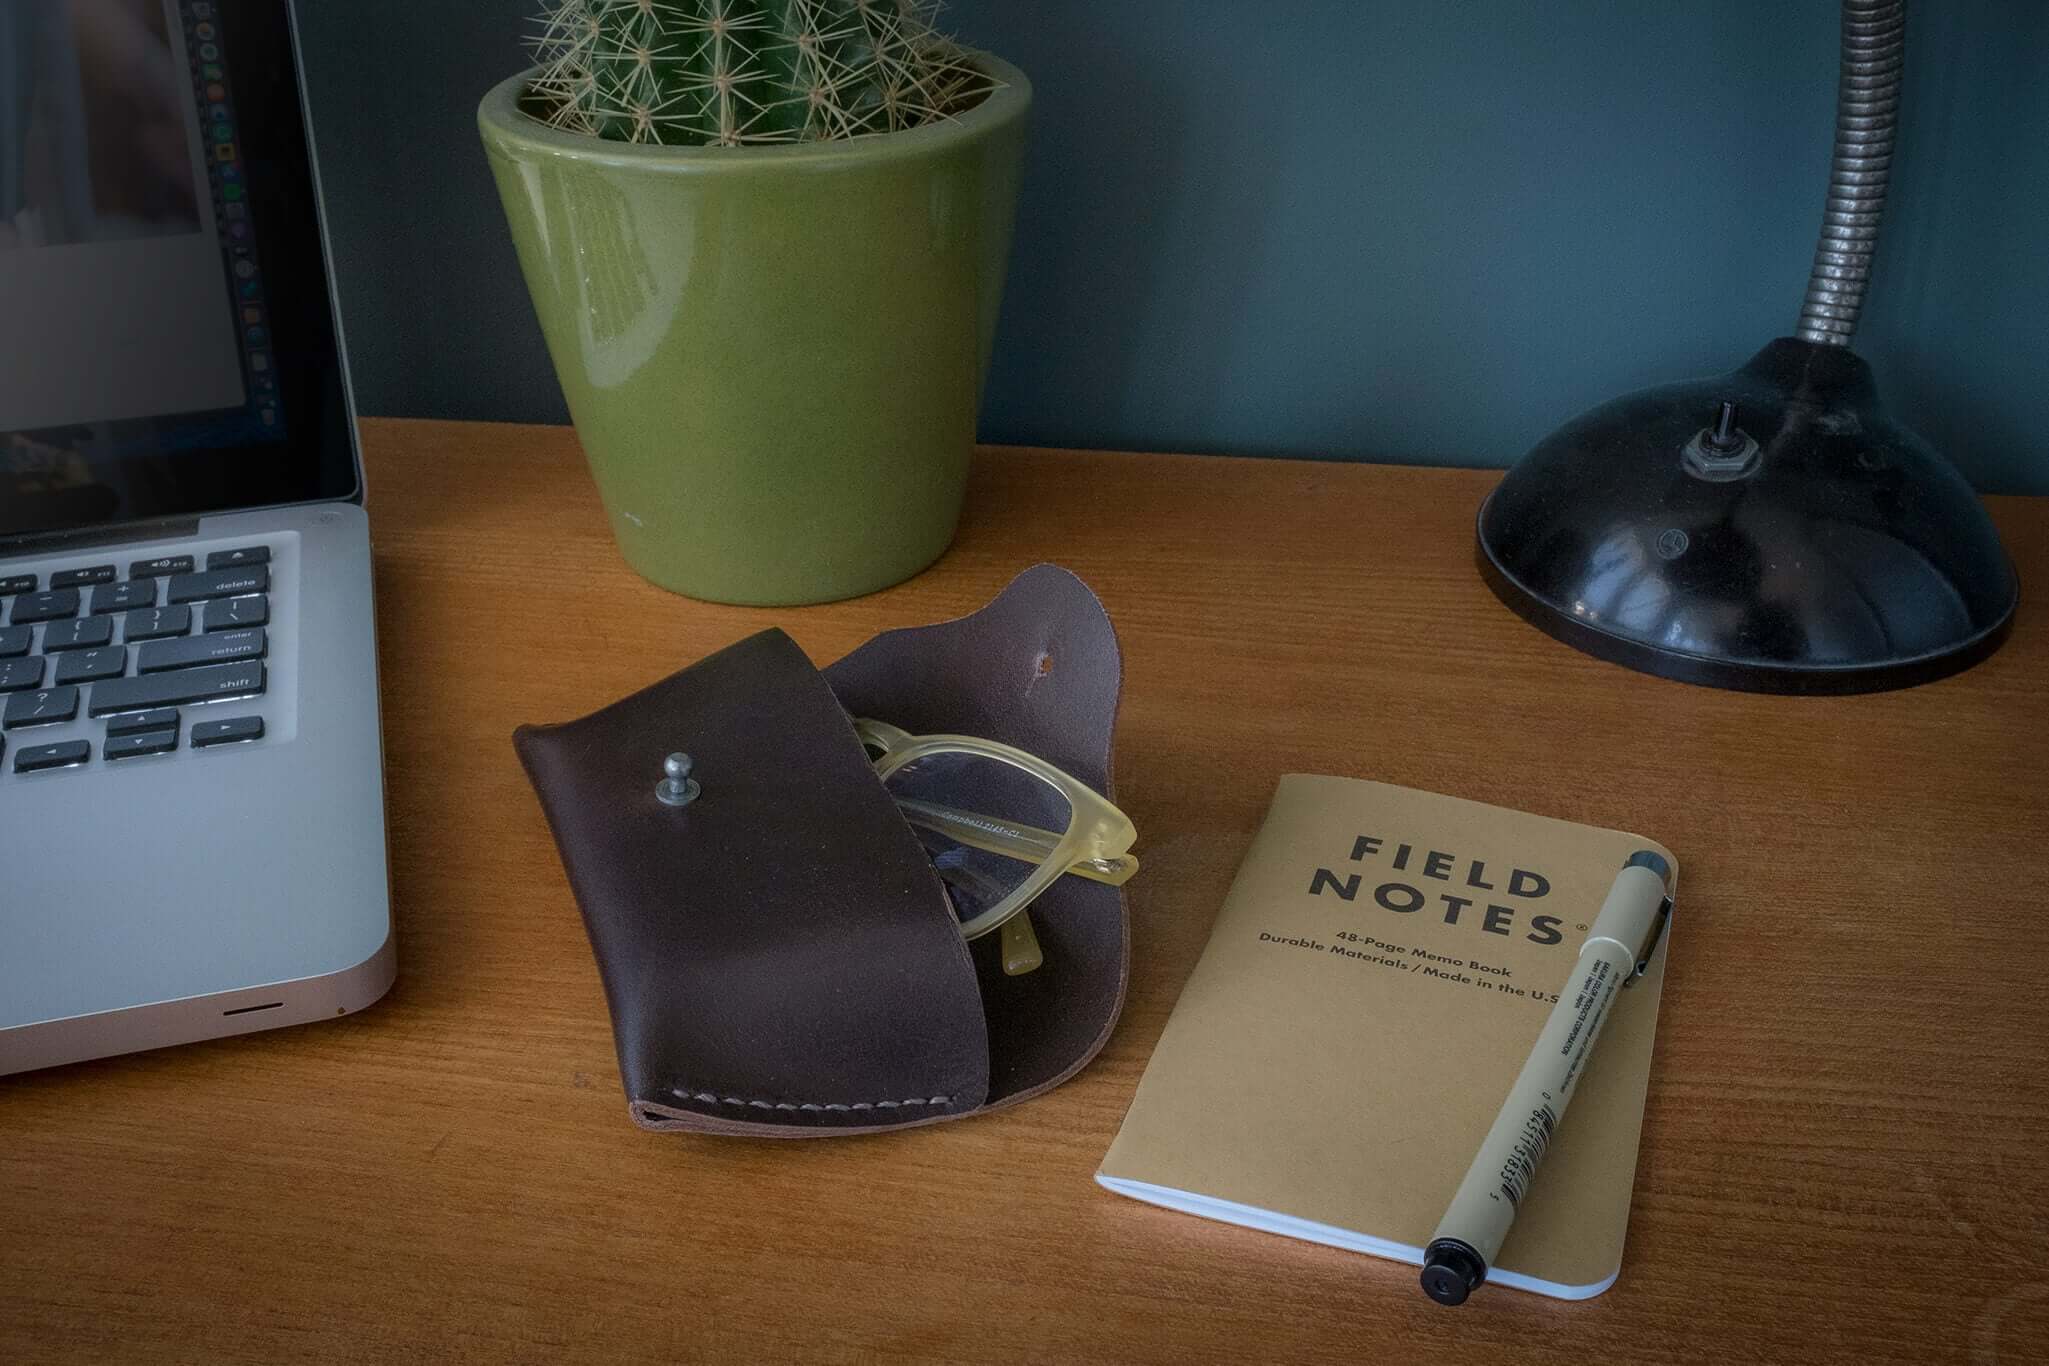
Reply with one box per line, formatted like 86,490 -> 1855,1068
91,660 -> 265,716
138,627 -> 266,674
167,565 -> 268,604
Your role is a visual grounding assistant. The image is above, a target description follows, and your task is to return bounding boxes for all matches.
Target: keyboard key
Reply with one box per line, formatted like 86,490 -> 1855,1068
0,657 -> 45,692
50,564 -> 116,589
139,627 -> 265,674
91,581 -> 155,613
4,686 -> 80,728
131,555 -> 195,578
89,660 -> 265,716
106,729 -> 179,761
206,546 -> 271,570
43,615 -> 114,651
124,604 -> 192,641
10,589 -> 78,625
0,626 -> 29,658
204,596 -> 267,631
0,574 -> 36,596
167,565 -> 268,604
107,707 -> 180,737
56,647 -> 128,686
14,738 -> 90,772
56,646 -> 127,686
192,715 -> 264,748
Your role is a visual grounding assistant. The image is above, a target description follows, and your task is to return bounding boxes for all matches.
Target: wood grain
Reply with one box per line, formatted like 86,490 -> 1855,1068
4,417 -> 2046,1364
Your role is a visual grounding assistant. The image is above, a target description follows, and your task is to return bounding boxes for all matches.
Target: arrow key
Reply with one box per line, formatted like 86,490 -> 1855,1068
15,738 -> 90,772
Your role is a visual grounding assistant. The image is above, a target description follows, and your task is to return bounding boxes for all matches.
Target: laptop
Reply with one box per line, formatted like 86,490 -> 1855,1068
1,0 -> 392,1074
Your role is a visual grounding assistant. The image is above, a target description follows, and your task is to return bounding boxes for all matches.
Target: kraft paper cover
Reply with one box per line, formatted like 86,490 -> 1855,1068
1099,775 -> 1675,1296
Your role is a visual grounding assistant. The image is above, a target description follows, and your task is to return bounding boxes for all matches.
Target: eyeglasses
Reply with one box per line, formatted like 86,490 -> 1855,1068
855,718 -> 1140,977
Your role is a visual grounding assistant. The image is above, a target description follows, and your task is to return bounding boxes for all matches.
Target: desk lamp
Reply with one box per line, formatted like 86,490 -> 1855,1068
1475,0 -> 2017,692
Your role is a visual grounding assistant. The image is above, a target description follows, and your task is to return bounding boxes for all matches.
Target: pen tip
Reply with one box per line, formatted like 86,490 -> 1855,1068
1420,1264 -> 1472,1306
1421,1240 -> 1486,1306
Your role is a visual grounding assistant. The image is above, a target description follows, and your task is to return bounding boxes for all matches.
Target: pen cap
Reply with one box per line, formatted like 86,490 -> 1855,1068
1625,849 -> 1671,882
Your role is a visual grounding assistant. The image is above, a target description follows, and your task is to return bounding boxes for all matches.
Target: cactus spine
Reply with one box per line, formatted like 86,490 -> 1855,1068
529,0 -> 992,147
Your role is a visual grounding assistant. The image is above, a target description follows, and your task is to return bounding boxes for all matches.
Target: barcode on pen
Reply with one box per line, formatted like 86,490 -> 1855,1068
1498,1104 -> 1559,1209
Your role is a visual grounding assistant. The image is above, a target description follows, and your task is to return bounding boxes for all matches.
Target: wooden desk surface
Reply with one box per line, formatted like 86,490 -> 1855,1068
6,418 -> 2047,1364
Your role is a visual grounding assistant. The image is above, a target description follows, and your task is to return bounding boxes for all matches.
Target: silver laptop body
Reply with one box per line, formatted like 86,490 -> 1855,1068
0,0 -> 392,1074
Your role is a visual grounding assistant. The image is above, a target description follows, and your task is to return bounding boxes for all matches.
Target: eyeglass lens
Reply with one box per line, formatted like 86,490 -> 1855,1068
881,751 -> 1073,926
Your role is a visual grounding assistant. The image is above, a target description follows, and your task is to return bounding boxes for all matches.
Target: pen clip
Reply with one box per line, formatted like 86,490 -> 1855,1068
1620,850 -> 1672,989
1624,893 -> 1673,988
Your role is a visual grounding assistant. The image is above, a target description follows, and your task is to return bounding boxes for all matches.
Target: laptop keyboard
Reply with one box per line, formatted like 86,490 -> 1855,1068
0,545 -> 277,776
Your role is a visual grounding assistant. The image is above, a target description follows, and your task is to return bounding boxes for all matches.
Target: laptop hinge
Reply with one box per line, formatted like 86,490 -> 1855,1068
0,518 -> 204,562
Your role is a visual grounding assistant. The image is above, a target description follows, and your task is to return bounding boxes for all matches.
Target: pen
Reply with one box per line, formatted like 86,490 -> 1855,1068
1419,850 -> 1674,1305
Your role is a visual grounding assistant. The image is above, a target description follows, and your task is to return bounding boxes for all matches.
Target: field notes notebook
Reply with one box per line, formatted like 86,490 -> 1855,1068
1098,775 -> 1676,1300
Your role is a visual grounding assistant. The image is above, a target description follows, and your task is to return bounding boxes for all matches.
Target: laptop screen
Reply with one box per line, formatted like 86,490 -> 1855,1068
0,0 -> 357,540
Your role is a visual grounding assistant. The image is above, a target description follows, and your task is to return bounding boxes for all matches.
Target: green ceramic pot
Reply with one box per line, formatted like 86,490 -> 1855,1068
478,59 -> 1029,605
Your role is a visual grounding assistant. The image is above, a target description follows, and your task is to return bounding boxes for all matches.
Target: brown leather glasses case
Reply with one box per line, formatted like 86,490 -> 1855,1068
514,565 -> 1129,1136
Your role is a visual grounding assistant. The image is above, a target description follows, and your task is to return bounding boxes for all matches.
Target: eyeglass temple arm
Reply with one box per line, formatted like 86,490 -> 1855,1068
929,856 -> 1047,976
893,798 -> 1138,886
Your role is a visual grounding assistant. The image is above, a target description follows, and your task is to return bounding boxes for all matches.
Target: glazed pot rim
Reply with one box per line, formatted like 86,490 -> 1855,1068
478,52 -> 1029,171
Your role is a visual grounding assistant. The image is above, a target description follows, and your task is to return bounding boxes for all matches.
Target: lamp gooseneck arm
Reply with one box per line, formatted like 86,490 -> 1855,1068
1796,0 -> 1906,347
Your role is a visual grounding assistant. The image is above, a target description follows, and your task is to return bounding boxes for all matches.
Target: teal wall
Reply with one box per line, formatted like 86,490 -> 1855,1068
299,2 -> 2049,492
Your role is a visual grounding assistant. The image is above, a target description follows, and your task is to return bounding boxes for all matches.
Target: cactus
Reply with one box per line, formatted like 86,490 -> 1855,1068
528,0 -> 993,147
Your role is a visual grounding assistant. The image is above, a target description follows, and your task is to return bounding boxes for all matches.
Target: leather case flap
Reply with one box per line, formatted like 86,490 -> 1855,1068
515,628 -> 991,1135
824,564 -> 1127,1107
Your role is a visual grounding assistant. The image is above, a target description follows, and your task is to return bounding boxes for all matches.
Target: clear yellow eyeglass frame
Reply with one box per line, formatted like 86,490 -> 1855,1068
855,718 -> 1140,965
